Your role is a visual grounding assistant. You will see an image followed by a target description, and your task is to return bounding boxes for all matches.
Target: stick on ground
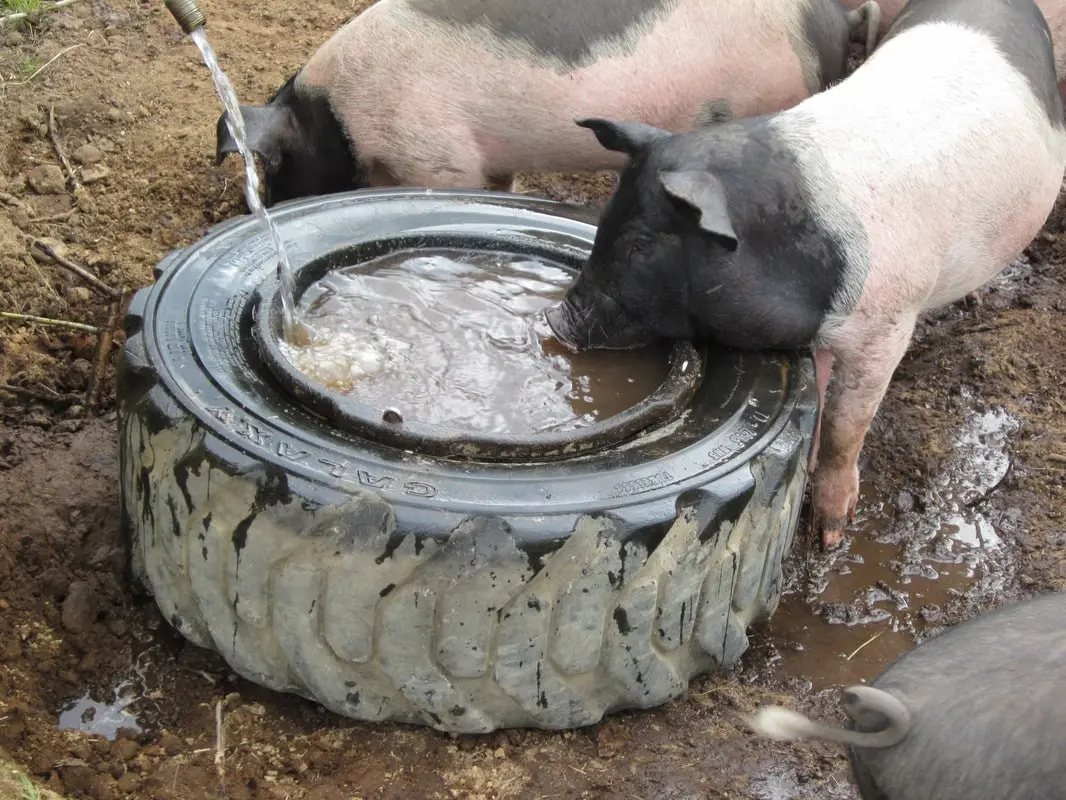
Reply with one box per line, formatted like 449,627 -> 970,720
29,209 -> 77,224
214,699 -> 226,792
0,310 -> 99,333
87,288 -> 126,407
31,239 -> 120,298
47,105 -> 82,195
0,383 -> 82,406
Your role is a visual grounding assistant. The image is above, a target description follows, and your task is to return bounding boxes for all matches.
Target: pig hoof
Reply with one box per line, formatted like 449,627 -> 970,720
819,524 -> 847,551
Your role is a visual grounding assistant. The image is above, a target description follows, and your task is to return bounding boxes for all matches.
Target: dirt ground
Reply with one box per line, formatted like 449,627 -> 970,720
1,1 -> 1065,798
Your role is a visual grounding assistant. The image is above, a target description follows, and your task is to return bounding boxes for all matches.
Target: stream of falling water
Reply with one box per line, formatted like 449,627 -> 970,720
188,27 -> 297,332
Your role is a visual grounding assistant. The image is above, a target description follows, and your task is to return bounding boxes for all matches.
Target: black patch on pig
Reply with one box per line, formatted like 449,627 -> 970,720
556,116 -> 863,352
273,75 -> 367,204
883,0 -> 1064,127
225,73 -> 367,207
408,0 -> 678,69
695,98 -> 733,127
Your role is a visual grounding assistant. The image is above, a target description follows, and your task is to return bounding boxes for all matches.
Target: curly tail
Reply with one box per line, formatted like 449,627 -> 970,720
744,685 -> 911,749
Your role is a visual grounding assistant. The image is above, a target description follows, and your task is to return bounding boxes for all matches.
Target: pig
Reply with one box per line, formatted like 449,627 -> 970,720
215,0 -> 883,207
840,0 -> 1066,105
745,591 -> 1066,800
544,0 -> 1066,550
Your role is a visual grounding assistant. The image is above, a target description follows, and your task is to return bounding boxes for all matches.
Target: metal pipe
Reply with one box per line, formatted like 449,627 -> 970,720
163,0 -> 206,34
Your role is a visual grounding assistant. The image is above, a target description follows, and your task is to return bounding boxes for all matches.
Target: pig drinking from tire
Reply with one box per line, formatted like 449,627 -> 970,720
215,0 -> 882,206
744,591 -> 1066,800
543,0 -> 1066,550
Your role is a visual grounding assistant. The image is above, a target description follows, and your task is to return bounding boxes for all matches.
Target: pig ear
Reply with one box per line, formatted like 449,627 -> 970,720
575,118 -> 667,157
659,170 -> 738,251
215,105 -> 299,172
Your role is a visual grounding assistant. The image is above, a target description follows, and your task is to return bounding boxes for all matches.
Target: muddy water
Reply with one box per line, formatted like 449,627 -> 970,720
58,649 -> 163,740
764,403 -> 1019,689
280,248 -> 672,435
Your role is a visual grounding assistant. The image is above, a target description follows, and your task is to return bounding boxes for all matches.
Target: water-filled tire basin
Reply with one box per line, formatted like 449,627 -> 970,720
116,188 -> 818,733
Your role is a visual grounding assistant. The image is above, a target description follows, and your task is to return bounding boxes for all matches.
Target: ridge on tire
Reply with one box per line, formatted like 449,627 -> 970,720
118,188 -> 817,733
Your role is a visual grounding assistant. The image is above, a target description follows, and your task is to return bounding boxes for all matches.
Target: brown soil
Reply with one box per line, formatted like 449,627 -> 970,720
1,2 -> 1064,798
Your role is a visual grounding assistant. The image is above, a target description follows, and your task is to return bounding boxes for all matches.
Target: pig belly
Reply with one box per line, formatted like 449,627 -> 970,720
921,165 -> 1064,310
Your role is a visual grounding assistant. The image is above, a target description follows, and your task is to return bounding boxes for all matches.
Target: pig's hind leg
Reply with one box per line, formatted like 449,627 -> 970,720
384,128 -> 504,191
813,313 -> 918,550
487,174 -> 517,193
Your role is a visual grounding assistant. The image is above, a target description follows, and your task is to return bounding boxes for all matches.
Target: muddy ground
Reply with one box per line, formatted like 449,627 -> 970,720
1,1 -> 1065,798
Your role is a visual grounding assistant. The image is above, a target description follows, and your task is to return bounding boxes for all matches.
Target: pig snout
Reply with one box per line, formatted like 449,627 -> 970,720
544,300 -> 583,352
544,288 -> 653,353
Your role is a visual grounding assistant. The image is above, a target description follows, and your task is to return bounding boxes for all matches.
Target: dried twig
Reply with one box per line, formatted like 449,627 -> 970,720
214,699 -> 226,792
1,43 -> 86,86
0,310 -> 98,333
0,382 -> 82,406
0,0 -> 79,26
29,209 -> 76,223
48,104 -> 82,194
31,239 -> 119,298
88,288 -> 126,407
1047,453 -> 1066,465
23,253 -> 63,305
846,630 -> 884,661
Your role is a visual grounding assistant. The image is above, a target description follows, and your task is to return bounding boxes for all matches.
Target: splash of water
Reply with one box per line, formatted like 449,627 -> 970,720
188,27 -> 297,331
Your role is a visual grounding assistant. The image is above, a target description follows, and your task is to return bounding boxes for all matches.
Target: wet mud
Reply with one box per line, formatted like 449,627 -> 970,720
1,1 -> 1065,798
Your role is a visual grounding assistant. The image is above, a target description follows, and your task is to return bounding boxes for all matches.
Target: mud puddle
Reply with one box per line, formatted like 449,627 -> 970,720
56,625 -> 176,741
762,400 -> 1019,690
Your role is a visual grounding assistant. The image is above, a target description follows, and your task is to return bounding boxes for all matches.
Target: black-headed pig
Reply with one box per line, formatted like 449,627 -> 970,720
216,0 -> 882,206
544,0 -> 1066,550
745,591 -> 1066,800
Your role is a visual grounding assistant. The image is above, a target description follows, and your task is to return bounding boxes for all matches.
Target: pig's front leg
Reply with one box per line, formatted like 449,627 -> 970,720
813,314 -> 917,550
807,347 -> 837,475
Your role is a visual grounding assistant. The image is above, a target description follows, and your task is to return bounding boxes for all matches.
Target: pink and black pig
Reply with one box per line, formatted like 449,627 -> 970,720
216,0 -> 882,206
544,0 -> 1066,549
745,591 -> 1066,800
